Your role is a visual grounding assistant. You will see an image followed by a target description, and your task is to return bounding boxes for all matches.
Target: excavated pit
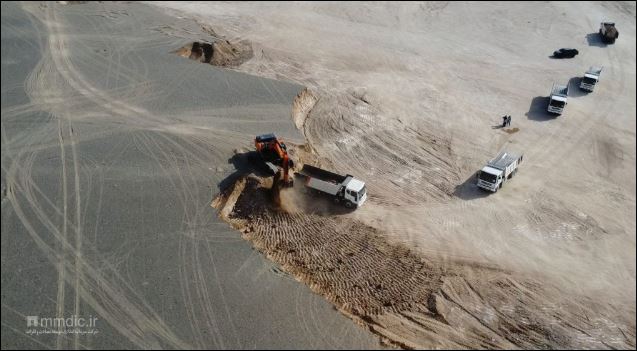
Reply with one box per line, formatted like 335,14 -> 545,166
174,39 -> 253,67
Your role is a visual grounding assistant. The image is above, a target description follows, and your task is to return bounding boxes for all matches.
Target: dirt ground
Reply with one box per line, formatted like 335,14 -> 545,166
2,2 -> 380,349
213,169 -> 633,349
156,1 -> 637,349
2,1 -> 634,349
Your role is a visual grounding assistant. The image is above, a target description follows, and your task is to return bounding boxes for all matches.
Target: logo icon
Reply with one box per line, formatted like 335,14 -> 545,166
26,316 -> 39,327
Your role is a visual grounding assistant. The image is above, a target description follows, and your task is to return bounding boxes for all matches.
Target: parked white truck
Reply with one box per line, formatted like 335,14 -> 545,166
547,82 -> 569,114
476,151 -> 523,192
296,164 -> 367,208
580,66 -> 603,92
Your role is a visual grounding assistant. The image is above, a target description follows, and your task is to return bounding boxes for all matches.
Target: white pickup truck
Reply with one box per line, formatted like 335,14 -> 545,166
295,164 -> 367,208
580,66 -> 603,92
476,151 -> 523,192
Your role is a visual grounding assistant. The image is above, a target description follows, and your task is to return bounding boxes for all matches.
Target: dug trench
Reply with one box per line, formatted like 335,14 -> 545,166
212,171 -> 635,349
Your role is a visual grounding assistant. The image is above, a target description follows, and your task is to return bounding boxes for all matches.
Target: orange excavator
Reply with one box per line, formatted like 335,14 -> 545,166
255,133 -> 294,187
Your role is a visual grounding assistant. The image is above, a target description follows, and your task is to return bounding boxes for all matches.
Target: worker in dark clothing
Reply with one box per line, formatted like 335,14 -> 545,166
502,115 -> 508,128
507,115 -> 512,126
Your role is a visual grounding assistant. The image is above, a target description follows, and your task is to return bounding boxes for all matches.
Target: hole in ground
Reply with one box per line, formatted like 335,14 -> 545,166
174,40 -> 253,67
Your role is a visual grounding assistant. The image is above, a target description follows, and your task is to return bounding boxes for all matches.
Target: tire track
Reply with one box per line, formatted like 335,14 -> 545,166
132,131 -> 210,348
4,4 -> 195,348
144,130 -> 238,348
4,136 -> 192,349
56,117 -> 68,350
68,121 -> 82,351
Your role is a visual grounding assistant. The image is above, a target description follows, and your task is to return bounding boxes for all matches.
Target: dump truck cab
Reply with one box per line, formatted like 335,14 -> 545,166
548,95 -> 567,113
580,66 -> 603,92
343,177 -> 367,208
477,166 -> 504,192
548,83 -> 569,114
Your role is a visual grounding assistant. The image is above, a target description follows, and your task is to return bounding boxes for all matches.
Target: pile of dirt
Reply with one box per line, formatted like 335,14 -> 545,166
174,39 -> 253,67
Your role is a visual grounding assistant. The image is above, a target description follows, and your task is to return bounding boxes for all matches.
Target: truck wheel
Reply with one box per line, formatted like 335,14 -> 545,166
333,197 -> 340,204
344,201 -> 354,209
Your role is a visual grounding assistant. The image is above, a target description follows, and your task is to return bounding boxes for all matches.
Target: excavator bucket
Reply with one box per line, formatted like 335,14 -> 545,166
280,176 -> 294,188
272,168 -> 294,190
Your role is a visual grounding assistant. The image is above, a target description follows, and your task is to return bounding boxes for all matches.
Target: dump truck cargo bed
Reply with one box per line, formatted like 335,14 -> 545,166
586,66 -> 603,76
488,151 -> 522,170
551,83 -> 569,97
296,165 -> 353,196
297,164 -> 348,184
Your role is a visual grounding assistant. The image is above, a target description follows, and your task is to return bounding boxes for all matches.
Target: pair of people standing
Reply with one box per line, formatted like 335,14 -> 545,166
502,115 -> 512,128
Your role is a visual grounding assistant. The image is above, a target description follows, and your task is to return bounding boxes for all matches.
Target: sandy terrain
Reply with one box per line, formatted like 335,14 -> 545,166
1,2 -> 380,349
2,1 -> 635,349
155,1 -> 636,349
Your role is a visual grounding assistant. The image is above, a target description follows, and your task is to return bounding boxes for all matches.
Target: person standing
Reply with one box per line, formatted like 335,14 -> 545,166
507,115 -> 512,126
502,115 -> 508,128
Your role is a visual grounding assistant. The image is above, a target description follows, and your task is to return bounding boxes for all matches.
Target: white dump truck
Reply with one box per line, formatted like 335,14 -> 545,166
295,164 -> 367,208
547,82 -> 569,114
476,151 -> 523,192
580,66 -> 603,92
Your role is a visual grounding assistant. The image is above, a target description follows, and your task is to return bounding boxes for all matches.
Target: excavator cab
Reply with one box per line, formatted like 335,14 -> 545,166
255,133 -> 294,187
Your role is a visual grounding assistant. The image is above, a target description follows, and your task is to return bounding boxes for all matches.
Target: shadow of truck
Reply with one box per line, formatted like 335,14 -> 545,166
586,32 -> 608,47
453,172 -> 490,200
526,96 -> 556,121
567,77 -> 589,98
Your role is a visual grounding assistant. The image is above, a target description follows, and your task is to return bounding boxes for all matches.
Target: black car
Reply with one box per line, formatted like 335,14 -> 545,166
553,48 -> 579,58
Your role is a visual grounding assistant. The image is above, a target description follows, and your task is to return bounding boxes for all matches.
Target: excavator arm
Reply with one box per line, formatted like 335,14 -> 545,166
272,142 -> 291,185
254,133 -> 294,187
